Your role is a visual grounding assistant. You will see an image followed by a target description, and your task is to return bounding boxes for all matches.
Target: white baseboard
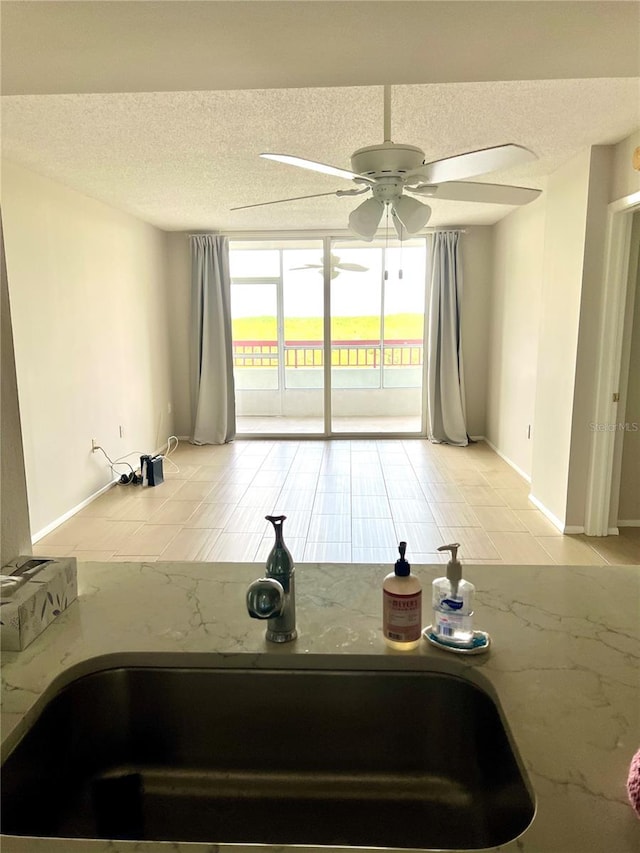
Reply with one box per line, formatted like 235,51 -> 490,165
578,527 -> 619,537
618,519 -> 640,527
528,494 -> 567,534
32,477 -> 118,543
32,439 -> 178,543
483,438 -> 532,484
479,440 -> 591,532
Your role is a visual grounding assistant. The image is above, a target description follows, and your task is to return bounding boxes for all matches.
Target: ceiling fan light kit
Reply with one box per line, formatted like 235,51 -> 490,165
393,195 -> 432,233
348,197 -> 387,242
234,86 -> 542,239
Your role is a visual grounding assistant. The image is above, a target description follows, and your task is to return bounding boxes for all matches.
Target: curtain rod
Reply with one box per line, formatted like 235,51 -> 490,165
187,228 -> 468,237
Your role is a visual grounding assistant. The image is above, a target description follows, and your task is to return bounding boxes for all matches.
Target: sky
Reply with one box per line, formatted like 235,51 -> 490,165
230,246 -> 426,318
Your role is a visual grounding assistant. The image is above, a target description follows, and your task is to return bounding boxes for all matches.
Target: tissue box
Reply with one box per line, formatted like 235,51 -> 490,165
0,557 -> 77,651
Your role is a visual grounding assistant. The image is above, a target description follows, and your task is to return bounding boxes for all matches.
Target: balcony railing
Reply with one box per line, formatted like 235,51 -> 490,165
233,340 -> 423,369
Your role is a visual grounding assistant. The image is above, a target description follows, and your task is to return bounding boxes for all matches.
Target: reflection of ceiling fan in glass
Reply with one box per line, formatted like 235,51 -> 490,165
290,252 -> 368,279
233,85 -> 542,241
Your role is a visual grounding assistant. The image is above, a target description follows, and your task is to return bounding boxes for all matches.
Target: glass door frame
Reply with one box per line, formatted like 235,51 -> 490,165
324,235 -> 427,439
322,237 -> 332,436
228,232 -> 428,440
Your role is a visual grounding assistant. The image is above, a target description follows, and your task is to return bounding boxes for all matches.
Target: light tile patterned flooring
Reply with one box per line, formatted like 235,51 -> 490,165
34,439 -> 640,565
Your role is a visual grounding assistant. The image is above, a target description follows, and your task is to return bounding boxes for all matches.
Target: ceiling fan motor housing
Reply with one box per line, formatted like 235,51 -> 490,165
350,142 -> 426,178
371,178 -> 404,203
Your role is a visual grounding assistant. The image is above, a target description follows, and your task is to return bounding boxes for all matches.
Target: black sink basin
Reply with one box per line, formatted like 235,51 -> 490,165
1,656 -> 534,849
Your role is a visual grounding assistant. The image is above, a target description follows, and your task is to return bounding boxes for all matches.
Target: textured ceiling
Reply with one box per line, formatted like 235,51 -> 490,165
3,79 -> 639,231
1,1 -> 639,232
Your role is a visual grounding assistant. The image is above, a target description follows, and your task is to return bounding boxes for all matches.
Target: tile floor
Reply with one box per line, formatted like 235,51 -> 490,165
33,439 -> 640,566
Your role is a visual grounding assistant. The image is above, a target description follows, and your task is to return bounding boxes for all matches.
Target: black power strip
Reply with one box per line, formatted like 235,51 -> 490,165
118,473 -> 143,486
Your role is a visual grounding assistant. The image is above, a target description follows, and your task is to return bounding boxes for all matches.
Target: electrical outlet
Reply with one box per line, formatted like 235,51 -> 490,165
91,438 -> 98,452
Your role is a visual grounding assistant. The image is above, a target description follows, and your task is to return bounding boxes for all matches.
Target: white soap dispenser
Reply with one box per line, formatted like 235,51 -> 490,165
425,543 -> 489,653
431,542 -> 474,645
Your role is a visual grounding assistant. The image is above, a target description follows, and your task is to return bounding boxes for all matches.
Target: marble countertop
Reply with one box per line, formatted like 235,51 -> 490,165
1,559 -> 639,853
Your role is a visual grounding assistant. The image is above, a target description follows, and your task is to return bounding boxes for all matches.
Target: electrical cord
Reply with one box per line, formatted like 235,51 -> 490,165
92,445 -> 135,475
165,435 -> 179,456
93,435 -> 181,483
162,435 -> 180,473
92,445 -> 140,484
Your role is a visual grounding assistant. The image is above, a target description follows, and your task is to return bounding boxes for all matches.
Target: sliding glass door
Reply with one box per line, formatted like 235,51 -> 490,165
330,239 -> 426,434
230,240 -> 325,434
229,236 -> 427,436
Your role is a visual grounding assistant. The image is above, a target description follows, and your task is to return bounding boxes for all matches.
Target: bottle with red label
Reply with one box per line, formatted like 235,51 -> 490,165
382,541 -> 422,650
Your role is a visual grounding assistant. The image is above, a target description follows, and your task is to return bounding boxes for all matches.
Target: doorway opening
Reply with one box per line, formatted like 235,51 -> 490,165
610,210 -> 640,530
585,191 -> 640,536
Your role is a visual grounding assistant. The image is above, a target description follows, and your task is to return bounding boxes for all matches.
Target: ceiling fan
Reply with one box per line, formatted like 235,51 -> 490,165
290,252 -> 368,279
232,86 -> 542,241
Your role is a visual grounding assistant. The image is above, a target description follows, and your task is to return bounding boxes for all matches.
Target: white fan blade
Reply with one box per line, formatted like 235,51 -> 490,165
291,261 -> 368,273
230,190 -> 340,211
392,196 -> 431,235
337,263 -> 369,272
261,153 -> 372,183
407,181 -> 541,206
349,197 -> 385,241
413,144 -> 537,184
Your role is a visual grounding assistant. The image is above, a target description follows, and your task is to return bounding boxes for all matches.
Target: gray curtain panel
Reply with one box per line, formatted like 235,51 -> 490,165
190,234 -> 236,444
426,231 -> 468,446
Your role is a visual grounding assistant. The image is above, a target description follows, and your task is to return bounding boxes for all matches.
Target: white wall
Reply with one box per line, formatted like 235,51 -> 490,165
529,149 -> 593,526
1,215 -> 32,563
460,226 -> 491,438
565,146 -> 613,528
485,195 -> 547,477
487,130 -> 640,531
1,161 -> 174,537
610,128 -> 640,202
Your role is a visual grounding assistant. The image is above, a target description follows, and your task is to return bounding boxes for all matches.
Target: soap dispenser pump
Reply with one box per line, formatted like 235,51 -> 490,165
382,541 -> 422,650
431,543 -> 474,645
424,544 -> 490,653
